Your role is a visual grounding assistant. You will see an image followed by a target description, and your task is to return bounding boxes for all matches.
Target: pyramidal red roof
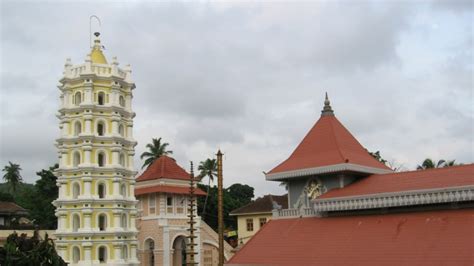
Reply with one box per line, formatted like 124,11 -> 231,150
267,95 -> 391,178
137,155 -> 190,182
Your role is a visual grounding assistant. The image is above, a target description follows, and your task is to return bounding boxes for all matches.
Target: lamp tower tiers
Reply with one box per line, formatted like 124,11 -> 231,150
54,32 -> 139,266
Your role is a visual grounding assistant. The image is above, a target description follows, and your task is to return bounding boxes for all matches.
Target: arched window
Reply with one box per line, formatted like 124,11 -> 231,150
122,245 -> 128,260
74,92 -> 81,106
97,122 -> 105,136
121,213 -> 128,229
98,152 -> 105,167
118,124 -> 125,137
121,184 -> 127,197
98,92 -> 105,105
119,96 -> 125,107
98,246 -> 107,263
72,183 -> 80,199
98,214 -> 107,231
74,121 -> 82,136
73,152 -> 81,167
119,153 -> 125,167
98,183 -> 105,199
72,214 -> 80,232
72,246 -> 80,264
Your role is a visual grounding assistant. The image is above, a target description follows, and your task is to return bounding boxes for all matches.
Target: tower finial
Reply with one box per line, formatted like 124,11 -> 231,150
321,92 -> 334,116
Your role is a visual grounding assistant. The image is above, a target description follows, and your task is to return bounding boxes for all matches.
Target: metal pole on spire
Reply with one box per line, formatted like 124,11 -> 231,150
89,15 -> 101,48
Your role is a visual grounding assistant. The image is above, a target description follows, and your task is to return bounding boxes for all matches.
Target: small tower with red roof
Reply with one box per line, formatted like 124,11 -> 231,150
265,94 -> 392,209
134,155 -> 233,265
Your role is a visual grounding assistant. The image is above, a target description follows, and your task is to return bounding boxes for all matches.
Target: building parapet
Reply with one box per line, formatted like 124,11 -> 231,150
272,207 -> 317,219
313,186 -> 474,212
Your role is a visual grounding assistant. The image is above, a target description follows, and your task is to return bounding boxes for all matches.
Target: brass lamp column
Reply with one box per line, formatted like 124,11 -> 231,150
217,150 -> 224,266
187,162 -> 198,265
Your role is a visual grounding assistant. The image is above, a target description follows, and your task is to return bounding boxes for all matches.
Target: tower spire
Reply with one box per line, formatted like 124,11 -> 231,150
321,92 -> 334,116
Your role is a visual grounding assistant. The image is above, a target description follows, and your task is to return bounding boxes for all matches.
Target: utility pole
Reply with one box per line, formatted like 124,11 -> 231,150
217,150 -> 224,266
187,161 -> 198,265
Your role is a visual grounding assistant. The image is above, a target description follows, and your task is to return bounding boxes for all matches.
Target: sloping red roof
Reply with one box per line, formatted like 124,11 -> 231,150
228,209 -> 474,266
230,195 -> 288,215
319,164 -> 474,199
137,155 -> 190,182
135,184 -> 206,196
268,114 -> 390,175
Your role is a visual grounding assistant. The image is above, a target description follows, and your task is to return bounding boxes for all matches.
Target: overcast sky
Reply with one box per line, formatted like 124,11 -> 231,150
0,0 -> 472,197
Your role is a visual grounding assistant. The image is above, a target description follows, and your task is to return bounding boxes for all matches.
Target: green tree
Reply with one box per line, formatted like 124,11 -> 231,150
417,158 -> 458,170
27,164 -> 59,229
198,158 -> 217,219
368,150 -> 387,165
197,183 -> 254,231
0,230 -> 66,266
2,162 -> 22,193
140,137 -> 173,169
417,158 -> 446,170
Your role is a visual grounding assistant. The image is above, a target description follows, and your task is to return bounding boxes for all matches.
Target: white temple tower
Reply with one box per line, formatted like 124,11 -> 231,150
54,32 -> 139,266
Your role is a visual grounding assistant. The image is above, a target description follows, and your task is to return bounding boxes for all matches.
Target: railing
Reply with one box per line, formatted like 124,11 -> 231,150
67,63 -> 127,79
272,207 -> 318,219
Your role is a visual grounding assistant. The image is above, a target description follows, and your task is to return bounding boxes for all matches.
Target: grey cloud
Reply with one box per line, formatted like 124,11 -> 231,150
0,1 -> 472,196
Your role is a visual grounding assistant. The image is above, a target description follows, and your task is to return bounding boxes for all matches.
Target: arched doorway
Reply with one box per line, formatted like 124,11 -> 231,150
144,238 -> 155,266
172,236 -> 187,266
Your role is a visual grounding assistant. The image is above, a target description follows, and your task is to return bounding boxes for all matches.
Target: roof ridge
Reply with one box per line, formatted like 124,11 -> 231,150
328,116 -> 347,163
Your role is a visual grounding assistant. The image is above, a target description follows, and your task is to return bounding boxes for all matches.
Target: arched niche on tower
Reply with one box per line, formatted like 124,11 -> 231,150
74,91 -> 82,106
72,151 -> 81,167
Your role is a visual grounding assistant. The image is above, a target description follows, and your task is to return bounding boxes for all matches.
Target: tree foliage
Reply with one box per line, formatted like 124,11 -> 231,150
197,183 -> 254,231
2,162 -> 23,193
417,158 -> 457,170
368,151 -> 387,165
0,230 -> 66,266
26,164 -> 59,229
198,158 -> 218,219
140,137 -> 173,169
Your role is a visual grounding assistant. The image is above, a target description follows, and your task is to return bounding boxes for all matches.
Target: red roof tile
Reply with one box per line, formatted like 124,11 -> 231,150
227,209 -> 474,266
135,185 -> 206,196
319,164 -> 474,199
136,155 -> 190,182
268,114 -> 390,175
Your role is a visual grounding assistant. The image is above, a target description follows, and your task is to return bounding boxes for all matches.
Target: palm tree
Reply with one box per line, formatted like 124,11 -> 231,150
198,158 -> 217,219
417,158 -> 446,170
444,160 -> 457,167
2,161 -> 23,193
140,138 -> 173,169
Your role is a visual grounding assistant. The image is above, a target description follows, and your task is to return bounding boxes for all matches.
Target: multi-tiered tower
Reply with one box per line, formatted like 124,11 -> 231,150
54,32 -> 139,266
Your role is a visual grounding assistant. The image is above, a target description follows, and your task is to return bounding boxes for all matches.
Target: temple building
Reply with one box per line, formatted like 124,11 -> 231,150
228,94 -> 473,265
54,32 -> 139,265
134,155 -> 234,266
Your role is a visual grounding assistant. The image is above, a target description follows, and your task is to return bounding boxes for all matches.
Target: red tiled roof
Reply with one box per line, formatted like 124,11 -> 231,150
268,115 -> 391,175
135,185 -> 206,196
137,155 -> 190,182
230,195 -> 288,215
319,164 -> 474,199
227,209 -> 474,266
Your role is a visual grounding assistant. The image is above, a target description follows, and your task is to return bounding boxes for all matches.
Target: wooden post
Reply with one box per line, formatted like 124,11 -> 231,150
217,150 -> 224,266
187,161 -> 198,265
